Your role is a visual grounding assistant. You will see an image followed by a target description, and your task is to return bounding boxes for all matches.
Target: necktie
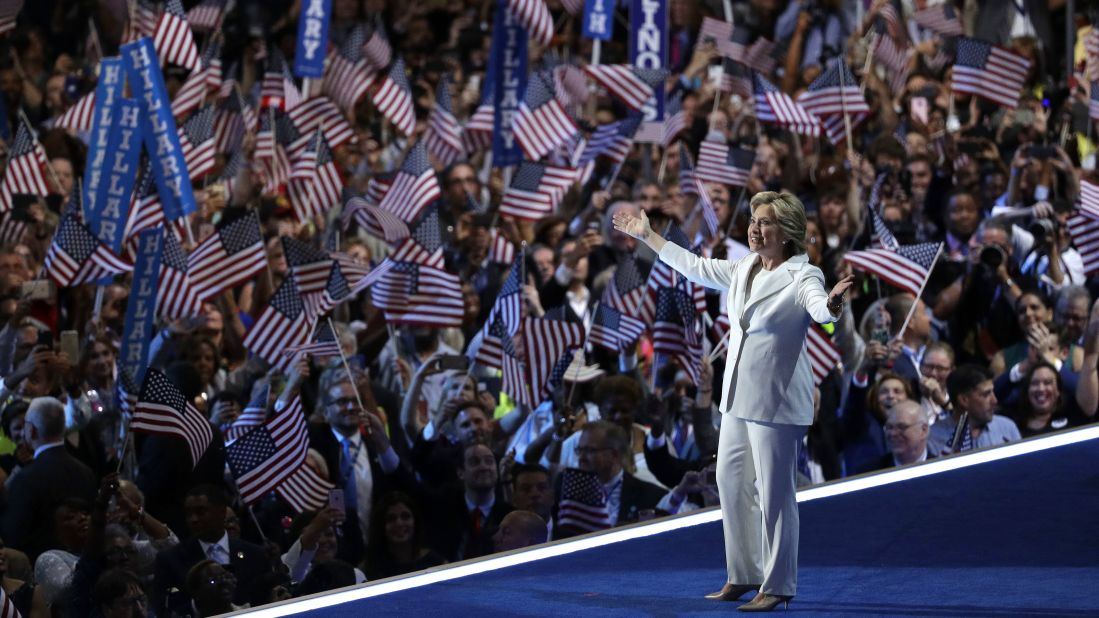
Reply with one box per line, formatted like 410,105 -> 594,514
471,508 -> 483,537
340,438 -> 360,515
207,543 -> 228,565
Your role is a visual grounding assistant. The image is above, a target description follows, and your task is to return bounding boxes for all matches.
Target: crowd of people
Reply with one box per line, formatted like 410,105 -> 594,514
0,0 -> 1098,615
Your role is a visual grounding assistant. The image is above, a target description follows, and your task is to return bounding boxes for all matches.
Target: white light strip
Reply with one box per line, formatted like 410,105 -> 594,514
234,425 -> 1099,617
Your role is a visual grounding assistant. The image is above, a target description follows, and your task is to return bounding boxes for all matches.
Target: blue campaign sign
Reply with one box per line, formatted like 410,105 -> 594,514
90,98 -> 142,253
490,0 -> 527,168
583,0 -> 614,41
119,228 -> 163,385
294,0 -> 332,78
83,58 -> 125,227
629,0 -> 667,123
122,38 -> 197,221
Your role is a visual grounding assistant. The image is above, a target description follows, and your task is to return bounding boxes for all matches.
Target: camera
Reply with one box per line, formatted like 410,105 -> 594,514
1028,218 -> 1056,245
979,244 -> 1006,269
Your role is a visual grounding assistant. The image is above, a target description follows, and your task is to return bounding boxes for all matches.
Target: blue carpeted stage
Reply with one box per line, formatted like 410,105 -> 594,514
239,427 -> 1099,617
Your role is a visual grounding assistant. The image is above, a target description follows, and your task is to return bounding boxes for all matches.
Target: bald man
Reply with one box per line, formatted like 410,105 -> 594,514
492,510 -> 547,552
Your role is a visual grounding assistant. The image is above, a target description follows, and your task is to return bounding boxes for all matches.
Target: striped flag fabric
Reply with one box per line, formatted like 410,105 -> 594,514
2,119 -> 51,200
753,72 -> 820,137
694,175 -> 719,238
378,141 -> 440,222
0,0 -> 23,36
663,93 -> 687,146
488,228 -> 516,264
324,23 -> 374,114
720,58 -> 752,99
156,229 -> 203,319
362,22 -> 392,72
260,49 -> 301,111
583,65 -> 665,112
288,95 -> 355,150
498,161 -> 577,221
388,205 -> 446,266
187,210 -> 267,300
127,0 -> 159,41
652,286 -> 704,382
913,3 -> 963,37
1080,179 -> 1099,218
951,38 -> 1030,109
698,17 -> 735,57
506,0 -> 553,47
215,84 -> 257,153
132,369 -> 214,467
277,460 -> 334,513
54,91 -> 96,131
342,196 -> 410,243
288,131 -> 343,222
578,115 -> 641,167
282,321 -> 342,358
226,384 -> 270,442
153,0 -> 201,70
843,242 -> 942,298
798,59 -> 870,117
602,254 -> 647,316
470,256 -> 523,368
372,259 -> 465,327
553,63 -> 589,111
557,467 -> 613,532
806,324 -> 840,386
282,236 -> 338,319
424,75 -> 464,165
1090,83 -> 1099,123
226,397 -> 309,504
589,303 -> 645,352
0,202 -> 29,245
463,100 -> 495,153
513,71 -> 579,161
875,0 -> 905,42
1085,30 -> 1099,83
0,580 -> 21,617
1067,212 -> 1099,276
172,37 -> 222,118
679,147 -> 698,197
641,224 -> 707,323
186,0 -> 224,32
43,213 -> 132,287
178,105 -> 217,179
124,161 -> 165,239
523,316 -> 585,405
696,139 -> 754,187
873,31 -> 911,92
372,56 -> 416,135
243,277 -> 311,370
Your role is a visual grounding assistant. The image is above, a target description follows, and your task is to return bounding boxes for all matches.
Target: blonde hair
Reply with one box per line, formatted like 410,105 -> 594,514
749,191 -> 808,258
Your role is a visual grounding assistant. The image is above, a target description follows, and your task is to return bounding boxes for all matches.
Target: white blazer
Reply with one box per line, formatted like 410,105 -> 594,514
659,243 -> 837,426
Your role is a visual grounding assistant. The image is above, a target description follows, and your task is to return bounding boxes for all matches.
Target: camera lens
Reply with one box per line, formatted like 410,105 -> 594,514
1028,219 -> 1055,243
979,245 -> 1005,269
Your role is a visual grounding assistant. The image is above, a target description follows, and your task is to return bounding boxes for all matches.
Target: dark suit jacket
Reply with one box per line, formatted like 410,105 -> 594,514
153,536 -> 270,614
0,445 -> 97,561
135,426 -> 226,537
975,0 -> 1051,60
419,485 -> 514,562
617,473 -> 667,524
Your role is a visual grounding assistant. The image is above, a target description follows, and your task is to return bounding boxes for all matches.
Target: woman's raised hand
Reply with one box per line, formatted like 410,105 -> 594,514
612,209 -> 652,241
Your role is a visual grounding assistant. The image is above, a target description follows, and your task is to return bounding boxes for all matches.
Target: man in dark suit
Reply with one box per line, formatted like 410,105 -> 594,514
1,397 -> 97,561
854,401 -> 935,475
575,421 -> 665,527
152,484 -> 271,615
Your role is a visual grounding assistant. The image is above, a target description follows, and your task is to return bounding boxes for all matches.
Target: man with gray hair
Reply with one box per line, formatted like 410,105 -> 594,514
1,397 -> 97,560
854,400 -> 933,475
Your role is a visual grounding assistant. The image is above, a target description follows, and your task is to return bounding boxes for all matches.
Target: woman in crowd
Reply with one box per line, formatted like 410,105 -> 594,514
364,492 -> 445,580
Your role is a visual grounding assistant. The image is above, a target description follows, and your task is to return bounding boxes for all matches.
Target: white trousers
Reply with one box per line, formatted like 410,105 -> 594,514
716,414 -> 806,597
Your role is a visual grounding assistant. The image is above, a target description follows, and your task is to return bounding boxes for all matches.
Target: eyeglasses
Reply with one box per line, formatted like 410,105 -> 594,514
920,364 -> 952,374
328,397 -> 358,409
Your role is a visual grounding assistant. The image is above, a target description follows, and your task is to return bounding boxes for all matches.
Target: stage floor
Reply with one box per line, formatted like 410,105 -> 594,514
239,427 -> 1099,617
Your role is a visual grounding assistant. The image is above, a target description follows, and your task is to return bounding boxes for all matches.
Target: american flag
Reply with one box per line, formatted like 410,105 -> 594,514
589,303 -> 645,352
583,65 -> 665,112
806,324 -> 840,386
243,276 -> 311,370
221,149 -> 246,201
388,205 -> 446,266
553,63 -> 589,111
653,286 -> 703,382
372,56 -> 416,135
696,139 -> 754,187
867,173 -> 896,248
178,105 -> 217,179
324,23 -> 374,115
913,3 -> 963,37
171,37 -> 222,118
798,59 -> 870,117
463,100 -> 495,153
873,31 -> 911,93
2,119 -> 50,200
663,93 -> 687,146
507,0 -> 553,47
372,259 -> 465,327
127,0 -> 159,42
54,90 -> 96,131
489,228 -> 517,264
342,196 -> 410,243
186,0 -> 225,33
578,115 -> 641,167
819,109 -> 868,147
132,369 -> 215,467
720,58 -> 752,99
365,172 -> 394,205
288,131 -> 343,222
875,0 -> 905,42
952,38 -> 1030,109
226,384 -> 269,441
695,175 -> 719,238
513,71 -> 579,161
844,242 -> 942,298
1081,179 -> 1099,218
282,236 -> 338,319
157,228 -> 203,319
124,161 -> 164,239
1091,83 -> 1099,123
362,22 -> 392,72
288,95 -> 354,150
277,461 -> 334,513
43,213 -> 131,287
679,146 -> 698,197
602,254 -> 647,316
699,17 -> 735,57
753,72 -> 820,136
641,224 -> 707,323
1067,212 -> 1099,276
498,161 -> 577,221
255,109 -> 291,193
187,210 -> 267,300
153,0 -> 200,70
424,75 -> 464,165
378,141 -> 440,222
557,468 -> 613,532
283,320 -> 342,358
1086,30 -> 1099,83
226,397 -> 310,504
0,194 -> 32,245
470,256 -> 523,368
260,48 -> 301,111
215,84 -> 257,153
524,316 -> 585,405
0,0 -> 22,36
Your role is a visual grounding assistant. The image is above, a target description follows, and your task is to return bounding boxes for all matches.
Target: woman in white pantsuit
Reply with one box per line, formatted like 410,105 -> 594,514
614,192 -> 853,612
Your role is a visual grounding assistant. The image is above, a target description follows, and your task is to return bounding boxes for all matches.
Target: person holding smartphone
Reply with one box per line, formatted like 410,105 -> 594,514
614,192 -> 853,612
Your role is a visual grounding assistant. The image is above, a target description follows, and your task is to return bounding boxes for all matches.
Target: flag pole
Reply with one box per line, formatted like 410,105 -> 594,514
894,242 -> 943,339
326,316 -> 372,435
87,17 -> 103,63
860,33 -> 876,96
656,146 -> 669,184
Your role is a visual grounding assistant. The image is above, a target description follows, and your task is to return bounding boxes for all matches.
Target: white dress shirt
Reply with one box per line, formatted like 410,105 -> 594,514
199,532 -> 231,565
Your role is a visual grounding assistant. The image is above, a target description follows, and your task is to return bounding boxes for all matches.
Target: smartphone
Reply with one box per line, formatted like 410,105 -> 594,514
20,280 -> 53,301
437,354 -> 470,372
1027,145 -> 1056,160
37,329 -> 53,347
60,330 -> 79,361
328,489 -> 345,512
